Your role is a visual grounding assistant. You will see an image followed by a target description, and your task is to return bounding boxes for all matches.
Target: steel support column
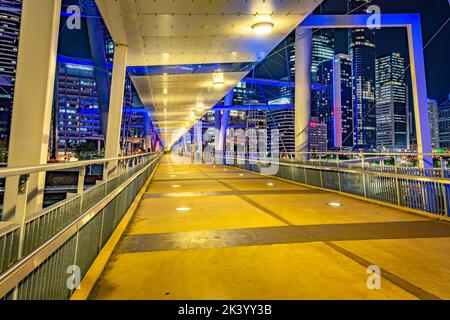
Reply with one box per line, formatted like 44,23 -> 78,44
407,18 -> 433,168
215,91 -> 232,163
3,0 -> 61,220
294,27 -> 312,159
104,44 -> 128,178
84,0 -> 111,140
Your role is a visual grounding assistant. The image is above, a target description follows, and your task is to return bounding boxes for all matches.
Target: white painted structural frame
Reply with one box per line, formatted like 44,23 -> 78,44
104,44 -> 128,178
3,0 -> 62,221
298,14 -> 432,168
294,27 -> 312,159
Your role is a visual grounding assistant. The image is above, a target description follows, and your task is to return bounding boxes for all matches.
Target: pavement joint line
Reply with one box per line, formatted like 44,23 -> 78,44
152,177 -> 269,182
201,171 -> 295,225
324,241 -> 441,300
117,221 -> 450,255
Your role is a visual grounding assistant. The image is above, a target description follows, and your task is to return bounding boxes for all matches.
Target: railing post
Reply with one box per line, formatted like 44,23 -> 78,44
361,152 -> 367,197
11,174 -> 29,300
394,157 -> 402,206
303,153 -> 308,184
441,155 -> 448,215
337,156 -> 342,192
15,174 -> 29,260
318,155 -> 323,188
77,167 -> 86,195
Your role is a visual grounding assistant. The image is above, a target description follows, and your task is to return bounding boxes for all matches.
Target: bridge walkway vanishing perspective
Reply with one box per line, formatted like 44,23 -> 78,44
87,155 -> 450,300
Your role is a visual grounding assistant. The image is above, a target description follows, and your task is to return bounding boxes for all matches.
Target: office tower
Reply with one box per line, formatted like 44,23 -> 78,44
286,29 -> 334,82
427,99 -> 439,148
267,107 -> 295,154
263,78 -> 295,154
375,53 -> 409,151
439,94 -> 450,149
54,59 -> 103,158
309,117 -> 328,152
316,54 -> 354,150
0,0 -> 21,144
312,29 -> 335,81
349,0 -> 377,150
54,57 -> 143,158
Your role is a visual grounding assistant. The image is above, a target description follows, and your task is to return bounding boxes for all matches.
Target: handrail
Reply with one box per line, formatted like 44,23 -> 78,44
225,156 -> 450,184
236,151 -> 450,157
223,155 -> 450,217
0,152 -> 156,179
0,154 -> 161,298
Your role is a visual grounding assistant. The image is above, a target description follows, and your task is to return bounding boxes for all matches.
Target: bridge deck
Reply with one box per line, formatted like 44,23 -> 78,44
90,156 -> 450,300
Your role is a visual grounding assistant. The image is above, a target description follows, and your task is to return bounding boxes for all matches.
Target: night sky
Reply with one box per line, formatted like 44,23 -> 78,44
58,0 -> 450,103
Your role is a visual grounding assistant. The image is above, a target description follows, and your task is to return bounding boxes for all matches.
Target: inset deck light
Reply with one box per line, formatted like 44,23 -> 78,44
251,22 -> 274,35
172,185 -> 181,188
327,202 -> 342,207
176,207 -> 191,212
266,182 -> 274,187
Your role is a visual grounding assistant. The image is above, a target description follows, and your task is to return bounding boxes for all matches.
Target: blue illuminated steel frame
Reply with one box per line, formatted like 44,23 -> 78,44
127,62 -> 256,77
299,14 -> 433,167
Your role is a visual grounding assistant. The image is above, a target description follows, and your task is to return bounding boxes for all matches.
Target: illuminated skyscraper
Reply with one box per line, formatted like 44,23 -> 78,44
316,54 -> 354,149
309,117 -> 327,152
349,0 -> 377,150
0,0 -> 21,143
311,29 -> 335,81
54,57 -> 142,158
375,53 -> 409,151
439,94 -> 450,149
427,99 -> 439,148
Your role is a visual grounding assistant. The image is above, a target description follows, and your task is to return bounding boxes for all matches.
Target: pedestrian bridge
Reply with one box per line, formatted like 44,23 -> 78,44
1,153 -> 450,300
0,0 -> 447,301
87,155 -> 450,300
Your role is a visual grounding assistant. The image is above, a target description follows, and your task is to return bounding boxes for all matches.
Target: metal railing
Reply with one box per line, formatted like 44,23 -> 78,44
221,152 -> 450,217
0,152 -> 161,300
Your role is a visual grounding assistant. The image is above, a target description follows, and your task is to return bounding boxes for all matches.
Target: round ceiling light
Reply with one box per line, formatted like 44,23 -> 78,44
251,22 -> 274,35
212,73 -> 225,88
212,80 -> 225,88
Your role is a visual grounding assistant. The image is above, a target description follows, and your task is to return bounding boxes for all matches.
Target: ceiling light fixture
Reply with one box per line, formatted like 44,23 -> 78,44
251,22 -> 274,35
212,73 -> 225,88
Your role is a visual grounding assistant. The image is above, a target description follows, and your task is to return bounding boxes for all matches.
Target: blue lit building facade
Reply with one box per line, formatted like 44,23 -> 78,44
54,57 -> 146,158
439,94 -> 450,149
427,99 -> 439,149
0,0 -> 21,144
316,54 -> 354,150
311,29 -> 335,81
54,60 -> 103,157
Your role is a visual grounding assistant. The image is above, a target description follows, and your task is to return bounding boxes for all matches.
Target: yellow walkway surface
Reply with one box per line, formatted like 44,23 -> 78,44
90,156 -> 450,300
